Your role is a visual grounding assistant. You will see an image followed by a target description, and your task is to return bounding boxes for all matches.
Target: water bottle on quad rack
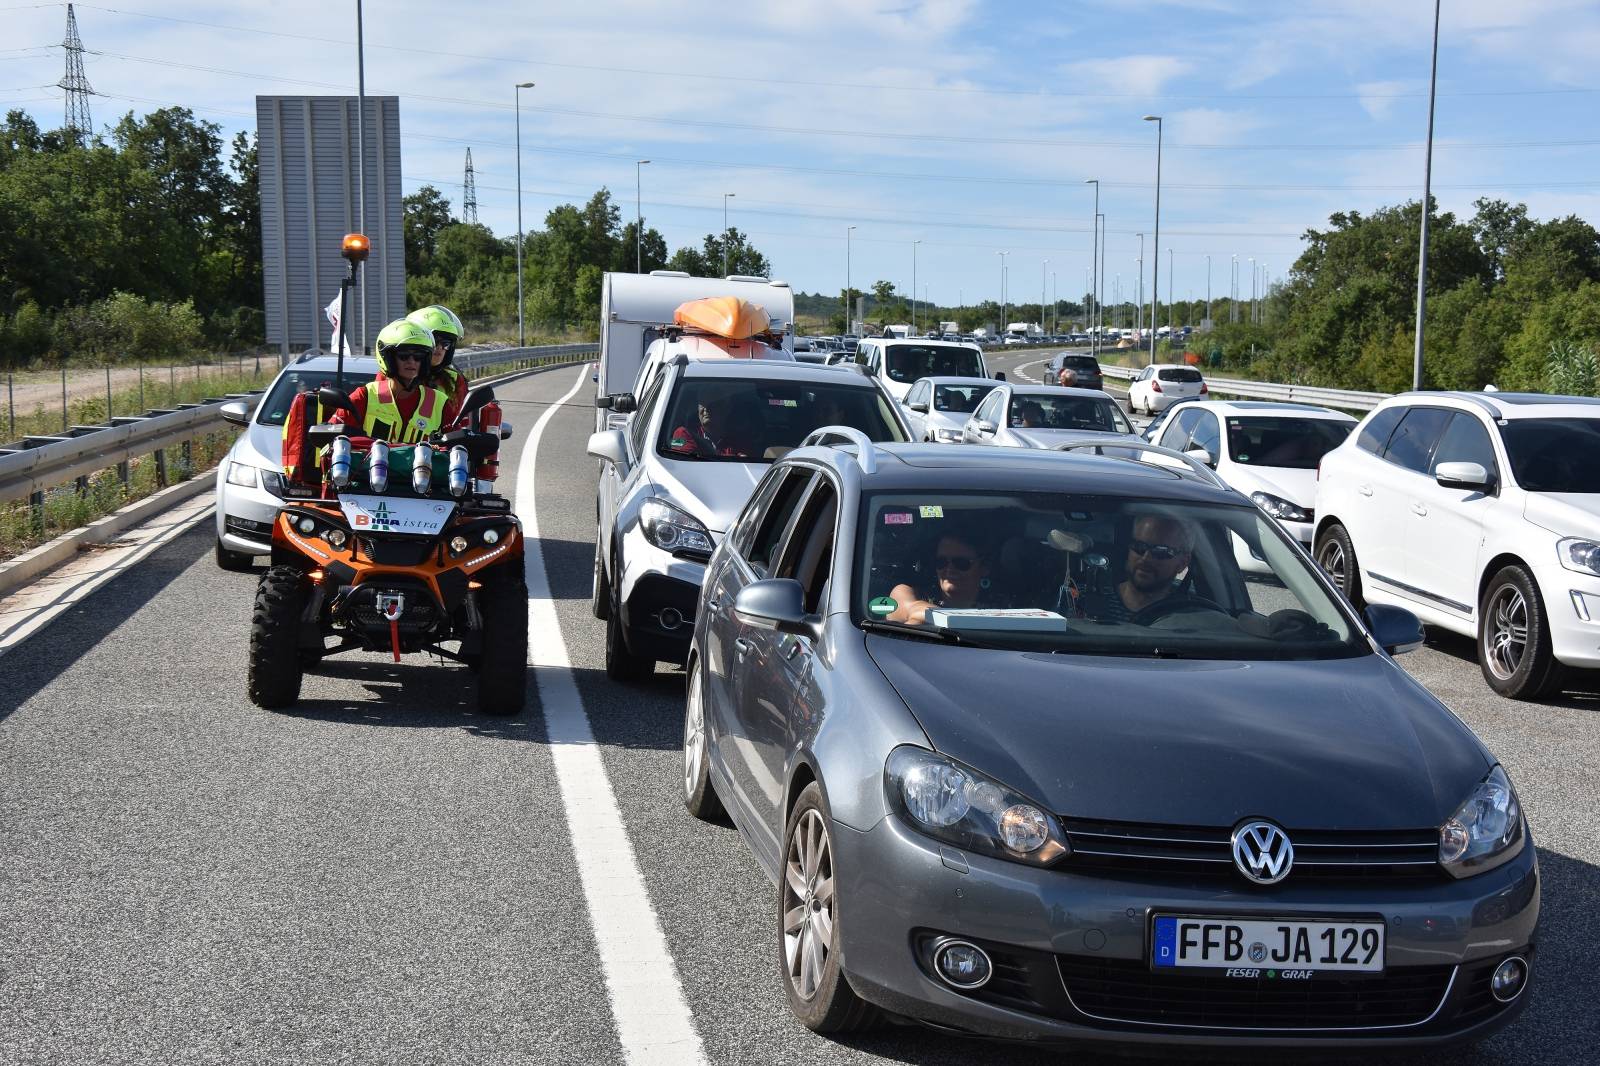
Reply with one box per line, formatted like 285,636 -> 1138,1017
246,384 -> 529,716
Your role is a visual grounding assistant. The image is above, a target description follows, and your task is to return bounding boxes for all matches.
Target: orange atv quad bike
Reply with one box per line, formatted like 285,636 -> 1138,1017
247,385 -> 528,716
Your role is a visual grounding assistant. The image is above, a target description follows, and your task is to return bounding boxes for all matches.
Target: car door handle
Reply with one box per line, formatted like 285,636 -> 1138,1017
1411,502 -> 1428,516
1357,484 -> 1373,497
707,596 -> 721,610
784,639 -> 803,660
734,637 -> 754,659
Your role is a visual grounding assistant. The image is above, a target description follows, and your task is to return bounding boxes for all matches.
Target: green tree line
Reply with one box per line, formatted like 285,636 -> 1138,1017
0,108 -> 261,366
403,184 -> 771,334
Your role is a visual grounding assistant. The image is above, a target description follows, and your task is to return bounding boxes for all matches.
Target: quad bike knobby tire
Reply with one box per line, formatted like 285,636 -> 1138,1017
248,566 -> 308,708
476,566 -> 529,716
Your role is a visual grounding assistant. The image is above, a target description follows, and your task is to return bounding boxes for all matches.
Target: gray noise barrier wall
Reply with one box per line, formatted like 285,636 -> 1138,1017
257,95 -> 405,355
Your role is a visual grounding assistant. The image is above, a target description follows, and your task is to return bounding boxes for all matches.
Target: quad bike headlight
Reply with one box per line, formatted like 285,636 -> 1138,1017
324,528 -> 347,549
297,516 -> 316,535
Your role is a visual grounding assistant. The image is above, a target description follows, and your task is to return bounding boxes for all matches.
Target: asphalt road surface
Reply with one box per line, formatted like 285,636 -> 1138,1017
2,362 -> 1596,1065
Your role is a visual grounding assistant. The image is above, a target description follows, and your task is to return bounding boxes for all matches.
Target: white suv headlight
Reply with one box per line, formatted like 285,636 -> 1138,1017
1439,765 -> 1525,878
639,498 -> 714,558
933,428 -> 964,443
225,461 -> 259,489
1251,491 -> 1312,523
1557,538 -> 1600,577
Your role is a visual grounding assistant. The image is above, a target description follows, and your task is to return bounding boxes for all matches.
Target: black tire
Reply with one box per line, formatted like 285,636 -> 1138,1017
605,547 -> 654,683
780,782 -> 878,1034
248,566 -> 308,709
682,658 -> 726,822
591,527 -> 610,621
1479,564 -> 1565,701
215,538 -> 256,572
476,566 -> 529,716
1314,523 -> 1365,610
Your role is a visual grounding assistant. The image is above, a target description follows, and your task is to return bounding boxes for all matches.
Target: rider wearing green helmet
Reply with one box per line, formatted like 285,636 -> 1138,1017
406,305 -> 469,425
332,318 -> 451,443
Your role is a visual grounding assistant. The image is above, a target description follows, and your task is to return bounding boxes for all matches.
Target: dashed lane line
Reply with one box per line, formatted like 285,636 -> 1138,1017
518,364 -> 709,1066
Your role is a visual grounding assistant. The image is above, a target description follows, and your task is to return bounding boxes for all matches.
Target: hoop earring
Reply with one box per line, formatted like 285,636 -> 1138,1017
979,577 -> 992,590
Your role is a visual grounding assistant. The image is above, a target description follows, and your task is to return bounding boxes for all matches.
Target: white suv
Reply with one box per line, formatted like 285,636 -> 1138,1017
587,354 -> 908,680
852,338 -> 989,402
1314,391 -> 1600,699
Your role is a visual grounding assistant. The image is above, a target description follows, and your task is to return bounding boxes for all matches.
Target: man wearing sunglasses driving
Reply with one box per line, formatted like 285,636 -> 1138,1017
1078,513 -> 1194,623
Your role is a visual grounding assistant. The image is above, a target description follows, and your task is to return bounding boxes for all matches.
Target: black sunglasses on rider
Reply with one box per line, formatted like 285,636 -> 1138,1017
934,555 -> 975,572
1129,538 -> 1187,561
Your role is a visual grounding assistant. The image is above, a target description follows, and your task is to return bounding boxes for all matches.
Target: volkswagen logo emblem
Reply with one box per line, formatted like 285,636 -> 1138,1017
1231,820 -> 1294,885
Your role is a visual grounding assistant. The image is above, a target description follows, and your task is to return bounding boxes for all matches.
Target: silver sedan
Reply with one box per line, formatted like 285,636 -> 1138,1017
961,382 -> 1135,448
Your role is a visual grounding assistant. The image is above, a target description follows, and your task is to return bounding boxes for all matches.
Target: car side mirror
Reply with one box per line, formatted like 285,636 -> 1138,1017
1364,604 -> 1424,655
1186,447 -> 1215,468
733,579 -> 821,640
1435,461 -> 1493,492
601,393 -> 636,414
907,401 -> 929,414
460,385 -> 496,420
498,421 -> 515,441
586,429 -> 628,467
594,395 -> 613,409
975,419 -> 997,436
220,400 -> 251,427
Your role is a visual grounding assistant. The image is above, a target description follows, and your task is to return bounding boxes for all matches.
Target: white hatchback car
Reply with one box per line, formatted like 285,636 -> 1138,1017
1154,400 -> 1356,549
1314,391 -> 1600,699
1127,362 -> 1208,415
214,353 -> 380,570
898,376 -> 999,443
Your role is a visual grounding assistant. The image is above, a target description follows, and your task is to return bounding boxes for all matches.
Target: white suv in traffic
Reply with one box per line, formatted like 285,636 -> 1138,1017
1314,391 -> 1600,699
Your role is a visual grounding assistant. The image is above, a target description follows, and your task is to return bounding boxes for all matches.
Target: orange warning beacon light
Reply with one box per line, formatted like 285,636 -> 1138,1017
673,296 -> 770,340
341,232 -> 371,263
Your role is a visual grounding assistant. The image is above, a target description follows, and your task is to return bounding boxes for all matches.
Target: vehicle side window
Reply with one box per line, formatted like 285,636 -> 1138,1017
629,373 -> 666,459
730,467 -> 787,560
1190,412 -> 1222,457
1382,407 -> 1452,473
1356,407 -> 1405,455
774,479 -> 838,615
1161,407 -> 1202,449
976,391 -> 1003,423
1430,412 -> 1499,480
746,469 -> 813,577
907,381 -> 927,407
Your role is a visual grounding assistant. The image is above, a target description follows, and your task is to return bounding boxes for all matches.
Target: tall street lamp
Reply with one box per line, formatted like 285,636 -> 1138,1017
1249,257 -> 1257,324
1084,179 -> 1100,355
1041,259 -> 1048,336
635,159 -> 650,273
845,225 -> 856,332
1144,115 -> 1163,364
1136,233 -> 1144,341
723,192 -> 736,276
1097,213 -> 1106,347
1414,0 -> 1442,390
1168,248 -> 1174,334
514,81 -> 534,347
912,239 -> 922,333
997,251 -> 1009,337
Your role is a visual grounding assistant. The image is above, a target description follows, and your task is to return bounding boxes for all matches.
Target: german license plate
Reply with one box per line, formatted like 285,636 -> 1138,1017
1151,915 -> 1385,975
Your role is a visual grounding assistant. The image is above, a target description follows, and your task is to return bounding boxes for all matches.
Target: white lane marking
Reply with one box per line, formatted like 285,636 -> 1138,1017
0,493 -> 216,657
518,365 -> 708,1066
1014,357 -> 1051,383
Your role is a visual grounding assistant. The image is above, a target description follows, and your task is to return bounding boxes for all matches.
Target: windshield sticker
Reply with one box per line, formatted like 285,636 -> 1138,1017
768,398 -> 798,406
868,596 -> 897,616
884,512 -> 914,525
919,505 -> 944,518
1237,454 -> 1249,461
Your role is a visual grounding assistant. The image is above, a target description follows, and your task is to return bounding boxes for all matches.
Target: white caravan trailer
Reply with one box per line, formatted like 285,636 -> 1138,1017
594,271 -> 794,430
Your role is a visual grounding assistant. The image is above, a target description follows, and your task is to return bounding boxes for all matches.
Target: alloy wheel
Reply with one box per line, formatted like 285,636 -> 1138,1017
782,808 -> 836,1002
683,667 -> 707,800
1318,541 -> 1347,591
1485,584 -> 1528,681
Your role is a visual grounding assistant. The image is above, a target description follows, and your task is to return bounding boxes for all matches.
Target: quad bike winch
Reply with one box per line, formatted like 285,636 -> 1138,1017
247,385 -> 529,716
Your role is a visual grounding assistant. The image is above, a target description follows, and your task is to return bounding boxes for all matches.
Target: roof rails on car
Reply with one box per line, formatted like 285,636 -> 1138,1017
799,425 -> 878,475
1050,436 -> 1229,490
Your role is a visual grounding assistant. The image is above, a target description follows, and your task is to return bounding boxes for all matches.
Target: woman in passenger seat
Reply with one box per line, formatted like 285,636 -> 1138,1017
886,530 -> 991,625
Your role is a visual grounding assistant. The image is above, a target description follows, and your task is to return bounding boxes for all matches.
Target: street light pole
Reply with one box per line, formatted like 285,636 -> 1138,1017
1413,0 -> 1441,390
845,225 -> 855,333
1084,179 -> 1099,356
355,0 -> 368,351
912,240 -> 921,333
635,159 -> 650,273
1136,233 -> 1144,341
1041,258 -> 1048,337
514,81 -> 533,347
1144,115 -> 1163,365
1097,213 -> 1106,346
1249,257 -> 1257,324
997,251 -> 1008,338
723,192 -> 736,276
1168,248 -> 1174,334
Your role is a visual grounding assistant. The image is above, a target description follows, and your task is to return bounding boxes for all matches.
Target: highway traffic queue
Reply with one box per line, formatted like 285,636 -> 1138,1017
223,264 -> 1600,1052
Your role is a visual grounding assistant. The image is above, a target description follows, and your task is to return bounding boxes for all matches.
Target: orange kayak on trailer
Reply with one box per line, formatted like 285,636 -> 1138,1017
674,296 -> 771,340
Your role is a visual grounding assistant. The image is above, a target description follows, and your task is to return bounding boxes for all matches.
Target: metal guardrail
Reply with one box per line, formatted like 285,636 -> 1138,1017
0,343 -> 597,507
1098,364 -> 1389,411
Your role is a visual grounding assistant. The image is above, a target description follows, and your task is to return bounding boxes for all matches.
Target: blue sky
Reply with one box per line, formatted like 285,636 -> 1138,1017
6,0 -> 1599,312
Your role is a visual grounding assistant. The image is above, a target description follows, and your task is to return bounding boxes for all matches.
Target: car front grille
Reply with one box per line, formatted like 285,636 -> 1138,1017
1059,818 -> 1443,882
1057,955 -> 1454,1030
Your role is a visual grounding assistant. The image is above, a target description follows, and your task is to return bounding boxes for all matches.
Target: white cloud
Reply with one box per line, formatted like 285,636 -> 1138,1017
1058,56 -> 1193,98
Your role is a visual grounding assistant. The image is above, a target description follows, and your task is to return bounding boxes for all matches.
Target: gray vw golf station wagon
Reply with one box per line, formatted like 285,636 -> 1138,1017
683,431 -> 1537,1049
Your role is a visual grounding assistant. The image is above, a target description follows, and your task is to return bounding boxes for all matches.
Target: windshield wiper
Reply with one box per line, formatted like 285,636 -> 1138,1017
859,619 -> 974,645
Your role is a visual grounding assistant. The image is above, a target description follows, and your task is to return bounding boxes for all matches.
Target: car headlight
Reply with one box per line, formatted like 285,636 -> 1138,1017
932,428 -> 964,443
639,498 -> 714,558
1251,491 -> 1312,523
1439,765 -> 1525,878
1557,538 -> 1600,577
225,461 -> 259,489
885,746 -> 1068,866
258,470 -> 286,499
